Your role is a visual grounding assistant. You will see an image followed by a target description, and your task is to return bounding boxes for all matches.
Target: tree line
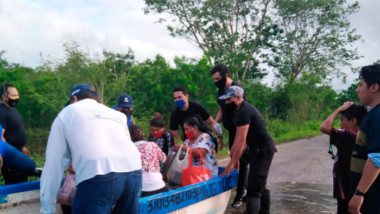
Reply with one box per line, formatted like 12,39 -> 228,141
0,44 -> 361,154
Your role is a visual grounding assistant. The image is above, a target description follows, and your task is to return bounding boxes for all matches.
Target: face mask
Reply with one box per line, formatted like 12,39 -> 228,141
121,109 -> 133,117
226,101 -> 237,110
152,131 -> 164,138
215,76 -> 226,89
185,130 -> 195,139
175,100 -> 186,108
7,98 -> 19,108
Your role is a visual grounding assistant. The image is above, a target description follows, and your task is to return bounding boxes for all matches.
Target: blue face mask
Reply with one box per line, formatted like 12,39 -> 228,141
175,100 -> 186,108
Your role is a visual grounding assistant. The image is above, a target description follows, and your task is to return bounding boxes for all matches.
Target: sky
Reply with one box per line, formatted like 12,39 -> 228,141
0,0 -> 379,91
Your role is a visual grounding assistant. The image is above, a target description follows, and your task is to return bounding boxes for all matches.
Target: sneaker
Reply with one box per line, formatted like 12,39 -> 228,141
31,168 -> 43,177
231,198 -> 244,208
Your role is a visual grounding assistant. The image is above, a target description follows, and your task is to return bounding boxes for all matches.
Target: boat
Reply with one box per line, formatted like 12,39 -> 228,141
0,167 -> 238,213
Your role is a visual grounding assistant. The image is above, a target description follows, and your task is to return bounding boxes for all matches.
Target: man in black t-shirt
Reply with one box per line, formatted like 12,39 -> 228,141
220,86 -> 277,214
210,64 -> 249,208
0,83 -> 28,184
170,86 -> 216,145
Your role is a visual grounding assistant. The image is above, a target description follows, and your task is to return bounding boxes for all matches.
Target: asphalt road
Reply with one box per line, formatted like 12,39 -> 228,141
224,134 -> 337,214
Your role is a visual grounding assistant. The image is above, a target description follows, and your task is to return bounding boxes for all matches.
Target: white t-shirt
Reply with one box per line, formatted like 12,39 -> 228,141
40,99 -> 142,214
184,133 -> 218,178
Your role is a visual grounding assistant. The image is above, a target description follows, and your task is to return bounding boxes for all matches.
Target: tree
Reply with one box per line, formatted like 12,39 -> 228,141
143,0 -> 277,81
269,0 -> 361,84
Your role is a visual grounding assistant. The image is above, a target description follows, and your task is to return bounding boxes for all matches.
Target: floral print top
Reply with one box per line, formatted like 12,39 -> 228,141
134,141 -> 167,173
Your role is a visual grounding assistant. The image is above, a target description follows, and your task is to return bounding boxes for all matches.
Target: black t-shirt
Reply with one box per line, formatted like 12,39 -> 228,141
330,128 -> 356,200
217,81 -> 246,131
234,101 -> 276,154
0,103 -> 27,149
170,100 -> 210,137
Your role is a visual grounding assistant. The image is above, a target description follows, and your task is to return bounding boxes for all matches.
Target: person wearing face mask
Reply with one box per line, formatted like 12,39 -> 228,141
0,83 -> 29,184
220,86 -> 277,214
173,116 -> 218,178
169,86 -> 216,145
116,94 -> 136,125
210,64 -> 249,208
147,116 -> 174,156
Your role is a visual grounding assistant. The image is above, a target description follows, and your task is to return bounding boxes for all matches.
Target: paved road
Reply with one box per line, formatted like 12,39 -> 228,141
224,134 -> 337,214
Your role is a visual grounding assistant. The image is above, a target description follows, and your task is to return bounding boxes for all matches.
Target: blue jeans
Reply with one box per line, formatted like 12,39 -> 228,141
72,170 -> 142,214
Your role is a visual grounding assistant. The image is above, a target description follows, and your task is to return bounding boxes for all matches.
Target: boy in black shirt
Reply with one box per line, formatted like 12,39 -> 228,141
320,102 -> 367,214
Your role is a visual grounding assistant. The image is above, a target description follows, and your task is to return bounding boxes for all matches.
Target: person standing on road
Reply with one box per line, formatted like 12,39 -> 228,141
320,102 -> 367,214
40,84 -> 142,214
210,64 -> 249,208
0,83 -> 30,184
220,86 -> 276,214
348,64 -> 380,214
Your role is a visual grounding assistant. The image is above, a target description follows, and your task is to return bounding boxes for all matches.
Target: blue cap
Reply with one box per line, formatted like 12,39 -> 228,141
70,84 -> 95,99
118,94 -> 134,108
218,86 -> 244,100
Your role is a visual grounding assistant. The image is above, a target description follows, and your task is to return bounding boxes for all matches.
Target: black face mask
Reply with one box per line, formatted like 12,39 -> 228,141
121,109 -> 133,117
226,102 -> 237,110
7,97 -> 19,108
215,76 -> 227,89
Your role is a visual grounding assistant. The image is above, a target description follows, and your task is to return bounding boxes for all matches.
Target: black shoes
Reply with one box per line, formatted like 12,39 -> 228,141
30,168 -> 43,177
230,190 -> 247,208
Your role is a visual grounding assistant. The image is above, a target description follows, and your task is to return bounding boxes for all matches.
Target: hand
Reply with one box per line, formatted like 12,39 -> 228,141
173,144 -> 182,152
339,101 -> 354,112
21,147 -> 29,156
220,161 -> 239,177
348,195 -> 363,214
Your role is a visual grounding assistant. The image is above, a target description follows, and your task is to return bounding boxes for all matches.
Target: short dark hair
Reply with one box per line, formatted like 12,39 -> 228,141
150,117 -> 165,128
128,124 -> 144,142
340,104 -> 367,126
173,86 -> 188,95
1,83 -> 15,96
210,64 -> 230,76
359,64 -> 380,88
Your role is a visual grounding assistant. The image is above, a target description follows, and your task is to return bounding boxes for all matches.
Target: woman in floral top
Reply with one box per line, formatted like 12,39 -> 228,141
129,125 -> 168,197
173,116 -> 218,178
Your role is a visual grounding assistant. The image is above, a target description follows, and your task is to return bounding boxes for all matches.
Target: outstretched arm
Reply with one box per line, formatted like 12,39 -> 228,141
220,124 -> 249,177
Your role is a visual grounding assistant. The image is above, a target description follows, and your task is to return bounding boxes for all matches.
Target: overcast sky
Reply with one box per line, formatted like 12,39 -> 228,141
0,0 -> 379,90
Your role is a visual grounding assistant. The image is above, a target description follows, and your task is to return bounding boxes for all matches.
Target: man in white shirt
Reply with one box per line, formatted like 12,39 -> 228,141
40,84 -> 142,214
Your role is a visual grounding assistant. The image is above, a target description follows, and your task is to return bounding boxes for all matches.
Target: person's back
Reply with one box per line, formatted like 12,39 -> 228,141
41,84 -> 142,214
57,99 -> 141,183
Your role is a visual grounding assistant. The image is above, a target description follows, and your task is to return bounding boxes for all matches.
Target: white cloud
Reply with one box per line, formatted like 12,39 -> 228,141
0,0 -> 379,92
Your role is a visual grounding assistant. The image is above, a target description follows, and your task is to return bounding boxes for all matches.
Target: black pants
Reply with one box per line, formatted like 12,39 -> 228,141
229,129 -> 249,198
247,152 -> 273,198
336,198 -> 348,214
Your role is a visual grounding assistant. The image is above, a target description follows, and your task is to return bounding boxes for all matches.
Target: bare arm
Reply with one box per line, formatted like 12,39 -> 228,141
2,129 -> 5,141
173,144 -> 207,158
206,116 -> 216,132
220,125 -> 249,176
171,130 -> 179,145
215,106 -> 223,123
349,158 -> 380,214
320,101 -> 353,135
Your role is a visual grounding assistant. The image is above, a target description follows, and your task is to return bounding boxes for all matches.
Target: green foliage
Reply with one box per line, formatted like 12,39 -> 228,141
269,0 -> 360,84
143,0 -> 274,82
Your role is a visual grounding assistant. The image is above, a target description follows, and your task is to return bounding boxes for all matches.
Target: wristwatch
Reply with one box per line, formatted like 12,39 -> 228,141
354,189 -> 365,196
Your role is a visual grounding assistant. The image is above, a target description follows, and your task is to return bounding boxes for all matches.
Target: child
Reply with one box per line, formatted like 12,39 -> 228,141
129,125 -> 168,197
320,102 -> 367,214
147,116 -> 174,156
348,64 -> 380,214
